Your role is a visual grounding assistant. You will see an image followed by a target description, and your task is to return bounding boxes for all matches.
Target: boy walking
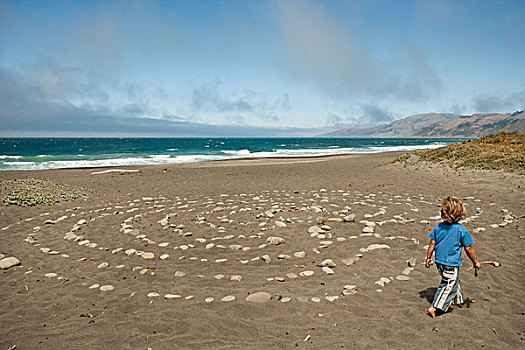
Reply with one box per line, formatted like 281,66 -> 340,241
425,196 -> 482,318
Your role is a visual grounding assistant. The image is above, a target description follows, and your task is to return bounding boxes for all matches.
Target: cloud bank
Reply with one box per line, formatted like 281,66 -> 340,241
272,0 -> 442,102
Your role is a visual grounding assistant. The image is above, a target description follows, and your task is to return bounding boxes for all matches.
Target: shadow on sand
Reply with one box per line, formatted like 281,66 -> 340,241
419,287 -> 476,315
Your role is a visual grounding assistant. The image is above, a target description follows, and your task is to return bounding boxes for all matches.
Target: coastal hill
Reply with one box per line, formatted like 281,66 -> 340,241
327,111 -> 525,138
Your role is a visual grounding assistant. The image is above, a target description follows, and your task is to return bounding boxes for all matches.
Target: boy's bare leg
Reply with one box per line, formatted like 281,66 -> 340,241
449,304 -> 460,309
427,306 -> 437,318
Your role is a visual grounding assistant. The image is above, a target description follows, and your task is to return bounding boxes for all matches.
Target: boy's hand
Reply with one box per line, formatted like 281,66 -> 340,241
425,257 -> 432,268
474,260 -> 482,269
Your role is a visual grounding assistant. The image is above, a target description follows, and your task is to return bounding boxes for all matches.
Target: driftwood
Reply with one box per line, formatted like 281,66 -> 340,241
466,261 -> 501,272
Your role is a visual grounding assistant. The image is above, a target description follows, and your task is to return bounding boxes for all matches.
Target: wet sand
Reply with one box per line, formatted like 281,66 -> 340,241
1,152 -> 524,349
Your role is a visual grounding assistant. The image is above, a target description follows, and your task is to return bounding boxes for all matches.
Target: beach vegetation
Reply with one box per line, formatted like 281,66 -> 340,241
393,132 -> 525,173
1,178 -> 88,206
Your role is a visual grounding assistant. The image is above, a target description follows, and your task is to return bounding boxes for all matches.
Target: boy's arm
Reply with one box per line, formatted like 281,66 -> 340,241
464,245 -> 482,269
425,239 -> 435,268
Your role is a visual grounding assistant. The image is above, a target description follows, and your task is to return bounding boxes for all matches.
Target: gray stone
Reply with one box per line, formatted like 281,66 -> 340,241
308,226 -> 324,235
343,214 -> 356,222
261,255 -> 271,263
267,236 -> 285,245
342,289 -> 357,296
100,285 -> 114,291
362,226 -> 374,233
275,221 -> 287,228
319,259 -> 336,268
221,295 -> 236,302
407,258 -> 417,267
341,258 -> 356,266
402,267 -> 414,275
366,244 -> 390,251
395,275 -> 411,281
278,254 -> 292,259
246,292 -> 272,303
175,271 -> 186,277
300,270 -> 314,277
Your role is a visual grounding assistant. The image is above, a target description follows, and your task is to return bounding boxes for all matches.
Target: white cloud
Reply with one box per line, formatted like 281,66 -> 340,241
272,0 -> 442,102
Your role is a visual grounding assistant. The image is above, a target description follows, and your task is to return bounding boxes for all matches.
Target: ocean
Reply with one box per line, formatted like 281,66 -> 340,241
0,137 -> 461,170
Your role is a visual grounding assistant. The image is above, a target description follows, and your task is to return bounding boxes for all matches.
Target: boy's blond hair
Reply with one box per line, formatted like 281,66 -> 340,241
441,196 -> 466,224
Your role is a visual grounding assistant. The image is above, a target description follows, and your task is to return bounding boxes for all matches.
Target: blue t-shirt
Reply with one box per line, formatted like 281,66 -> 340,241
429,222 -> 474,267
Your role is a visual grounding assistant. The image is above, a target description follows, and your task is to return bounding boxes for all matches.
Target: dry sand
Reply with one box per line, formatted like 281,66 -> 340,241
0,152 -> 524,349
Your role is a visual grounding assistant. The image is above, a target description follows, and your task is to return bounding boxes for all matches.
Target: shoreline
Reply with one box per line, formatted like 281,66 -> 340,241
0,150 -> 405,172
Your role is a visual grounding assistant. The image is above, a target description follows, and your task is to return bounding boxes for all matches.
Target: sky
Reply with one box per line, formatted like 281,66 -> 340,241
0,0 -> 524,136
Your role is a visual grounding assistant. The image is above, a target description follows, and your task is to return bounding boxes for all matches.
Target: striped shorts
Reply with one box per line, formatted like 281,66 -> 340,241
432,263 -> 464,312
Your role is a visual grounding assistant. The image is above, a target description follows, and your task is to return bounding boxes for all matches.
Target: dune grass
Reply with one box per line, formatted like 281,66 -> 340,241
1,178 -> 88,206
393,132 -> 525,173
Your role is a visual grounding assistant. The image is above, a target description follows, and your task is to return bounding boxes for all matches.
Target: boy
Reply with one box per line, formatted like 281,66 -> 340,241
425,196 -> 482,318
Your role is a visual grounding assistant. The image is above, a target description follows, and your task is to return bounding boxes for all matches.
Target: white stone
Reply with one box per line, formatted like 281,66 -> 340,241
164,294 -> 181,299
0,257 -> 21,269
367,244 -> 390,251
322,266 -> 335,274
294,251 -> 306,258
396,275 -> 411,281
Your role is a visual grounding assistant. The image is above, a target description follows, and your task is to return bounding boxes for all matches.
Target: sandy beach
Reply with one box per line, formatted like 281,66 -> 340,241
1,151 -> 524,349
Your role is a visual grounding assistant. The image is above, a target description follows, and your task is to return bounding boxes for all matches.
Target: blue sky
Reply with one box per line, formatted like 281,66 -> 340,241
0,0 -> 524,136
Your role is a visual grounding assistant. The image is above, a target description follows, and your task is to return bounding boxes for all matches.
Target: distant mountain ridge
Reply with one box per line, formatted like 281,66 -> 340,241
326,111 -> 525,138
